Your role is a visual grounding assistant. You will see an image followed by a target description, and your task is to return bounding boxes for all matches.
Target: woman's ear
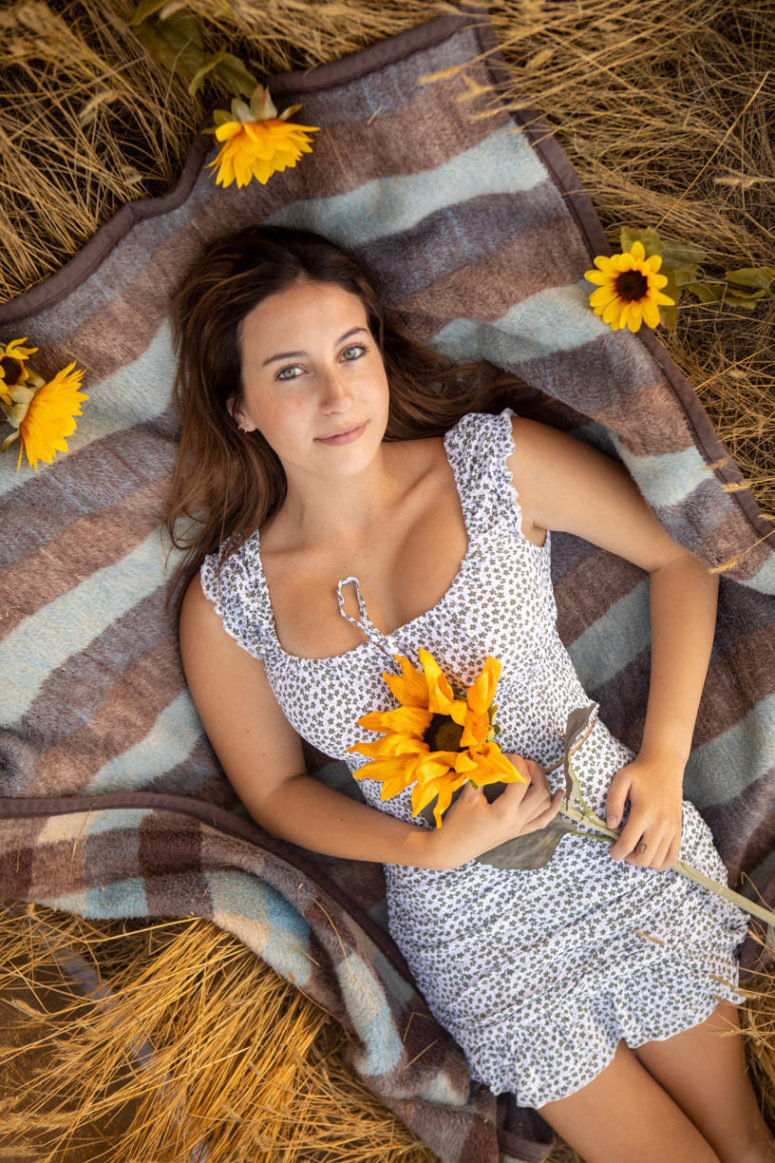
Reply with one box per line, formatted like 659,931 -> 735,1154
226,395 -> 255,433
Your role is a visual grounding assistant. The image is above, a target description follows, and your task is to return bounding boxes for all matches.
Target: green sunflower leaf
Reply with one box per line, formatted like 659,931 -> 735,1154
724,266 -> 775,294
132,11 -> 205,84
659,240 -> 707,267
475,816 -> 576,870
129,0 -> 174,26
669,263 -> 701,288
684,281 -> 726,303
686,281 -> 764,308
620,226 -> 663,257
563,704 -> 597,810
212,53 -> 258,98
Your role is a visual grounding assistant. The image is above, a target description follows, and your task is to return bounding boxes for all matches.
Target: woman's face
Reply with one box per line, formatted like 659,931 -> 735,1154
233,279 -> 391,483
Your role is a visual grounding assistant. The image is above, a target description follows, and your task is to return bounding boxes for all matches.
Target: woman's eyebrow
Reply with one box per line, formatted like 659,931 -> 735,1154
261,326 -> 369,366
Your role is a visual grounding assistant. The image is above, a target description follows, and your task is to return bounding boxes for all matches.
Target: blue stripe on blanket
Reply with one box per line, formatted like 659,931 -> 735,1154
335,951 -> 404,1076
268,121 -> 547,246
611,443 -> 717,510
431,281 -> 608,365
206,870 -> 314,988
85,877 -> 149,917
687,694 -> 775,809
1,531 -> 170,724
43,877 -> 149,918
739,558 -> 775,594
374,949 -> 417,1005
0,320 -> 176,496
565,580 -> 650,688
86,692 -> 203,793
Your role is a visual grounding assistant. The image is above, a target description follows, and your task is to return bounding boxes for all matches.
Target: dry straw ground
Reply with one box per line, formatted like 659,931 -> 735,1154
1,1 -> 774,1160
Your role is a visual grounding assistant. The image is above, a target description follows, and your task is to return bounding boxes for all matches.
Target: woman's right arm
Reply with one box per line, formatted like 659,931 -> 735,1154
179,575 -> 562,871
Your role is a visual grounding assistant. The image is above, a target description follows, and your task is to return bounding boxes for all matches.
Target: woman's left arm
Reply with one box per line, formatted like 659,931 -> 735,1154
509,415 -> 720,873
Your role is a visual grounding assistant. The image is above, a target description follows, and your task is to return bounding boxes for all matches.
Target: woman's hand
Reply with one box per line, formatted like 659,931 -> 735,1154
606,757 -> 684,872
426,755 -> 564,871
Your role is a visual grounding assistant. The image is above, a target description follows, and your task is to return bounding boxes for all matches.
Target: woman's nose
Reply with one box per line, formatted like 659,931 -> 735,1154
319,367 -> 352,412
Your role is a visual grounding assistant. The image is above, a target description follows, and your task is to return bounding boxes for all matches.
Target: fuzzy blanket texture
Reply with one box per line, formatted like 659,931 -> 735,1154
1,5 -> 774,1161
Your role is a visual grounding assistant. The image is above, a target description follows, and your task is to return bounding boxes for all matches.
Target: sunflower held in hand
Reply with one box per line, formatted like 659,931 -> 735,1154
348,650 -> 525,827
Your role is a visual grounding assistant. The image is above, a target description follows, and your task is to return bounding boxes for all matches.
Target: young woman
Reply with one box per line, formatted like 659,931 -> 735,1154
168,224 -> 772,1163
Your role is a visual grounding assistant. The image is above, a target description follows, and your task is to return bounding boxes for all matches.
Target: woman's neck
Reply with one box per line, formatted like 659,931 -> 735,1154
268,440 -> 418,551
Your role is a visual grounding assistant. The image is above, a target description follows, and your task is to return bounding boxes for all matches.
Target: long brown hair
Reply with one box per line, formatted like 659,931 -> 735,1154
165,224 -> 521,609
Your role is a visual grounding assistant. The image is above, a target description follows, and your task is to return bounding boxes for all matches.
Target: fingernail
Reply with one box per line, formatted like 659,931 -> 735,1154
607,817 -> 618,828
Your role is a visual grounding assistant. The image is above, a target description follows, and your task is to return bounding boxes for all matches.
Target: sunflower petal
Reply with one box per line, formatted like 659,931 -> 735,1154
585,270 -> 615,286
383,655 -> 428,708
358,705 -> 432,737
589,286 -> 620,308
419,648 -> 457,714
467,656 -> 501,714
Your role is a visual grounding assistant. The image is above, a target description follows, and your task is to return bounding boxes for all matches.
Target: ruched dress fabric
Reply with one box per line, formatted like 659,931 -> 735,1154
200,408 -> 749,1109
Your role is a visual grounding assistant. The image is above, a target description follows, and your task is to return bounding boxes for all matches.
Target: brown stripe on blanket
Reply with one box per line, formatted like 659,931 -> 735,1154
594,383 -> 700,457
709,776 -> 775,887
8,586 -> 174,742
651,497 -> 775,576
516,334 -> 663,414
553,549 -> 646,644
0,484 -> 167,636
359,186 -> 583,307
386,213 -> 591,337
145,736 -> 230,805
584,654 -> 651,752
27,821 -> 139,901
0,817 -> 40,897
694,632 -> 775,749
27,636 -> 184,797
1,418 -> 176,568
137,813 -> 212,918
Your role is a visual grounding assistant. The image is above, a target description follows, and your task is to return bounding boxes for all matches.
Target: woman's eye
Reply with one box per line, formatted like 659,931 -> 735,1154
276,364 -> 302,381
342,344 -> 367,361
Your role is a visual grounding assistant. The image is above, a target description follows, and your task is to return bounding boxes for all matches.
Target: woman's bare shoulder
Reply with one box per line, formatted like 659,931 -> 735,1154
507,414 -> 685,570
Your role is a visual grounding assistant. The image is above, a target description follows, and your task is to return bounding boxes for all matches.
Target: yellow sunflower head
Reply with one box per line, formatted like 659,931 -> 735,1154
584,240 -> 675,332
15,361 -> 88,471
205,86 -> 320,189
348,650 -> 524,827
0,337 -> 38,406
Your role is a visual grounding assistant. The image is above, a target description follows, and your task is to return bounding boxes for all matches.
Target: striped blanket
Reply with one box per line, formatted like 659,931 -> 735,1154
1,5 -> 773,1161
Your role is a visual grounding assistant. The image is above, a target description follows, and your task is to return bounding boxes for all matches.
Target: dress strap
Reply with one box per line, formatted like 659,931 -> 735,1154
336,576 -> 399,663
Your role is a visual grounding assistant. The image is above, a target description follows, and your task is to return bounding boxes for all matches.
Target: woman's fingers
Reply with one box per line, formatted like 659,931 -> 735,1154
499,755 -> 561,825
518,787 -> 564,833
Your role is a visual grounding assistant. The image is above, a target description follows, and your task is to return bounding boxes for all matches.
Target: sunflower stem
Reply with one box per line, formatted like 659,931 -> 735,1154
557,803 -> 775,928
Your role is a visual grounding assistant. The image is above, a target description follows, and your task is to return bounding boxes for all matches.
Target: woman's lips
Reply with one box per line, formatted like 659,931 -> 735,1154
315,422 -> 367,445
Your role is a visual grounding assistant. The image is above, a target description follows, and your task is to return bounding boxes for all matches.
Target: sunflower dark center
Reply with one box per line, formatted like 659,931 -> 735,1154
424,713 -> 464,752
615,270 -> 649,301
0,357 -> 22,387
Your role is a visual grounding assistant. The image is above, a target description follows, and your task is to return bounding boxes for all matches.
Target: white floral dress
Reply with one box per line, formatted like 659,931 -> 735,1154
200,408 -> 749,1110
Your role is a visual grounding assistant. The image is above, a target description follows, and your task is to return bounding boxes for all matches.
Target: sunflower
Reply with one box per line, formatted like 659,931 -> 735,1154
14,361 -> 88,471
348,649 -> 525,827
584,240 -> 674,332
206,85 -> 320,189
0,337 -> 38,406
